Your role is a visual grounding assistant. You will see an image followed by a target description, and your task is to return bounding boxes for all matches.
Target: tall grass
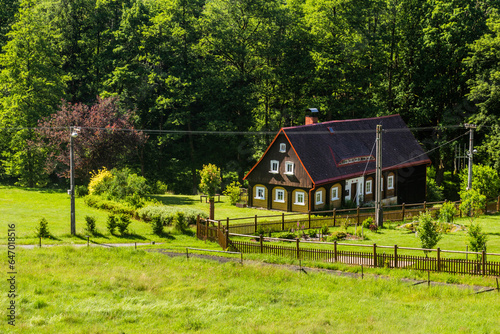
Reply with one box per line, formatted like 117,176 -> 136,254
1,247 -> 499,333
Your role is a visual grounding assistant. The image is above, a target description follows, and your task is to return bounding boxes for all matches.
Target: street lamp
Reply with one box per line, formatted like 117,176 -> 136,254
68,126 -> 80,235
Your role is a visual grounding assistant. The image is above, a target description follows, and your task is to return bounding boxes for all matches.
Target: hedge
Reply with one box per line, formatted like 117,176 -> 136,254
137,205 -> 208,226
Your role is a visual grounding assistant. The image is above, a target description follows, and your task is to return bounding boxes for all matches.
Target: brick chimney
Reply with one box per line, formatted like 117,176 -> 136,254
305,108 -> 319,125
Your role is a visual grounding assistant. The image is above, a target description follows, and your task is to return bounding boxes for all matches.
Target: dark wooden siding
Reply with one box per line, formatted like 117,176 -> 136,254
397,164 -> 427,204
245,133 -> 313,189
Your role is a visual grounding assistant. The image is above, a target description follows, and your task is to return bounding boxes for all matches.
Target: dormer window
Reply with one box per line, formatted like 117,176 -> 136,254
284,162 -> 294,175
270,160 -> 279,173
279,143 -> 286,153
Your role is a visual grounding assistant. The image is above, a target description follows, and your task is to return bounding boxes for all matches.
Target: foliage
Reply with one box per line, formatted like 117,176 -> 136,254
276,231 -> 297,240
459,189 -> 487,223
439,201 -> 457,223
151,217 -> 164,236
172,212 -> 187,234
459,164 -> 500,199
35,217 -> 50,238
426,178 -> 444,202
417,211 -> 442,254
137,205 -> 208,226
320,224 -> 329,236
467,223 -> 488,257
75,185 -> 89,197
199,164 -> 222,200
106,214 -> 118,235
152,181 -> 169,195
88,168 -> 114,196
223,181 -> 242,205
369,224 -> 379,233
362,217 -> 374,229
84,215 -> 97,235
307,229 -> 317,238
116,215 -> 131,235
328,231 -> 347,242
84,194 -> 136,216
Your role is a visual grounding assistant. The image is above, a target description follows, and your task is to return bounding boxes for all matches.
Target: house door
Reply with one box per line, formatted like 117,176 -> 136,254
350,182 -> 358,205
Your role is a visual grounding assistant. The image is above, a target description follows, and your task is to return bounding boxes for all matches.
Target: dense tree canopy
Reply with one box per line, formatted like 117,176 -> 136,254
1,0 -> 500,193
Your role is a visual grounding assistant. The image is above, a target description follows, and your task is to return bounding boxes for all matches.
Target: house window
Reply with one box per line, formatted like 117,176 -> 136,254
388,175 -> 394,189
381,177 -> 384,191
315,190 -> 323,205
275,189 -> 285,203
270,160 -> 279,173
366,180 -> 372,194
255,187 -> 265,200
331,187 -> 339,200
279,143 -> 286,152
285,162 -> 294,175
295,191 -> 305,205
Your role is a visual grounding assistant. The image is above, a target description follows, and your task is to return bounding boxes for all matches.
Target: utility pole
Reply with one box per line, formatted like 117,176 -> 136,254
465,124 -> 477,190
375,125 -> 383,228
69,126 -> 80,235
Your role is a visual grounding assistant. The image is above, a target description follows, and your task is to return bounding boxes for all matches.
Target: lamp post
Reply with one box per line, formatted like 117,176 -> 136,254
465,124 -> 477,190
69,126 -> 80,235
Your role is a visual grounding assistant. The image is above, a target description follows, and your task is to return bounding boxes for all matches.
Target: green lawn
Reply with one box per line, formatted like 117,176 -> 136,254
2,246 -> 499,334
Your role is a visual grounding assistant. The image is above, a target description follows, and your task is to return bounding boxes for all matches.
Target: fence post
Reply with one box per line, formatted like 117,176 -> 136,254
205,219 -> 208,241
497,196 -> 500,212
334,241 -> 338,262
333,208 -> 336,227
459,201 -> 462,218
255,215 -> 258,234
226,217 -> 230,249
402,203 -> 405,221
282,212 -> 285,231
482,250 -> 486,276
394,245 -> 398,268
260,234 -> 263,253
437,248 -> 441,272
357,206 -> 360,225
424,201 -> 427,211
308,211 -> 311,229
373,243 -> 377,267
196,215 -> 200,239
296,238 -> 300,260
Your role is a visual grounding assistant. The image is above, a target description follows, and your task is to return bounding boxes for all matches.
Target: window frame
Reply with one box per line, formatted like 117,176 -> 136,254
388,175 -> 394,189
279,143 -> 286,153
295,191 -> 305,205
365,180 -> 372,194
255,186 -> 265,200
284,161 -> 294,175
331,187 -> 339,200
274,189 -> 285,203
270,160 -> 279,174
315,190 -> 324,205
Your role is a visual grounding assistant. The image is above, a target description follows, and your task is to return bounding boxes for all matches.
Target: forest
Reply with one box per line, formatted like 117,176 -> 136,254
2,0 -> 500,196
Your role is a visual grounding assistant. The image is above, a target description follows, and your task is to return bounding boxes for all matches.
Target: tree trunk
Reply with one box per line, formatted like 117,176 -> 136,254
209,199 -> 215,220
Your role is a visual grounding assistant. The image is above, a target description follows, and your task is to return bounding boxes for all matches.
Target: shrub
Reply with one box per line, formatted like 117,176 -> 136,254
439,201 -> 457,223
459,189 -> 486,224
368,224 -> 378,233
256,224 -> 266,236
88,167 -> 113,195
321,224 -> 329,235
137,205 -> 208,226
308,229 -> 317,238
173,212 -> 187,233
75,185 -> 89,197
35,218 -> 50,238
151,216 -> 164,236
84,215 -> 97,235
223,181 -> 242,205
467,223 -> 487,257
362,217 -> 373,229
152,180 -> 169,194
328,231 -> 347,241
276,231 -> 297,240
84,195 -> 136,216
106,214 -> 117,235
417,211 -> 442,254
125,193 -> 146,209
117,215 -> 131,235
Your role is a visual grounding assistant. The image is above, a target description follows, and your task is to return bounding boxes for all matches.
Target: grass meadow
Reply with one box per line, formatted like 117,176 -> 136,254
1,246 -> 499,334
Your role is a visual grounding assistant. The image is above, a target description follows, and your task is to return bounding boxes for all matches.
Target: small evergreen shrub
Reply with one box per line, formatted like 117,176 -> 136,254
75,185 -> 89,197
117,215 -> 131,235
153,180 -> 169,194
35,218 -> 50,238
223,181 -> 242,205
84,215 -> 97,235
106,214 -> 117,235
173,212 -> 187,233
276,231 -> 297,240
362,217 -> 373,229
151,216 -> 164,236
328,231 -> 347,241
321,224 -> 329,235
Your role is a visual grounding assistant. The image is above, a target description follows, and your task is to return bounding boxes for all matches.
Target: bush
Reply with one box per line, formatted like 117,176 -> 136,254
173,212 -> 187,233
84,215 -> 97,235
276,231 -> 297,240
223,181 -> 242,205
417,211 -> 442,254
468,223 -> 487,257
88,167 -> 114,195
439,201 -> 457,223
106,214 -> 117,235
328,231 -> 347,241
117,214 -> 131,235
369,224 -> 378,233
362,217 -> 373,229
308,229 -> 318,238
35,218 -> 50,238
137,205 -> 208,226
151,216 -> 164,236
152,180 -> 169,194
75,185 -> 89,197
84,195 -> 136,216
321,224 -> 329,235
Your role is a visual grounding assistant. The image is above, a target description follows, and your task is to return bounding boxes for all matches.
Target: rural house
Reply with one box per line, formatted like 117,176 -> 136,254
243,114 -> 431,212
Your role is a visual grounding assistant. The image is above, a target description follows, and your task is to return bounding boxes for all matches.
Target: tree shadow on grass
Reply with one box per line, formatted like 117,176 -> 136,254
111,233 -> 149,241
148,195 -> 199,206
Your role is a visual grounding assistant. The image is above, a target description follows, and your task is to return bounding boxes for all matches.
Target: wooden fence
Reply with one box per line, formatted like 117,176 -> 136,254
220,197 -> 500,235
228,235 -> 500,277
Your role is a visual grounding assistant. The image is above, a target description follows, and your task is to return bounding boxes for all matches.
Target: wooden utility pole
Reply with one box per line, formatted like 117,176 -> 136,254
465,124 -> 477,190
375,125 -> 383,227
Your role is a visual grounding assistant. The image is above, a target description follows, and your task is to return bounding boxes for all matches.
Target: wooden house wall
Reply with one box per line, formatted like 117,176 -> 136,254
397,164 -> 427,204
245,133 -> 313,189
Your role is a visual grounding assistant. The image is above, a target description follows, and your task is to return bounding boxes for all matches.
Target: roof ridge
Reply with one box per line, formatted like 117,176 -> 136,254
283,114 -> 401,131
